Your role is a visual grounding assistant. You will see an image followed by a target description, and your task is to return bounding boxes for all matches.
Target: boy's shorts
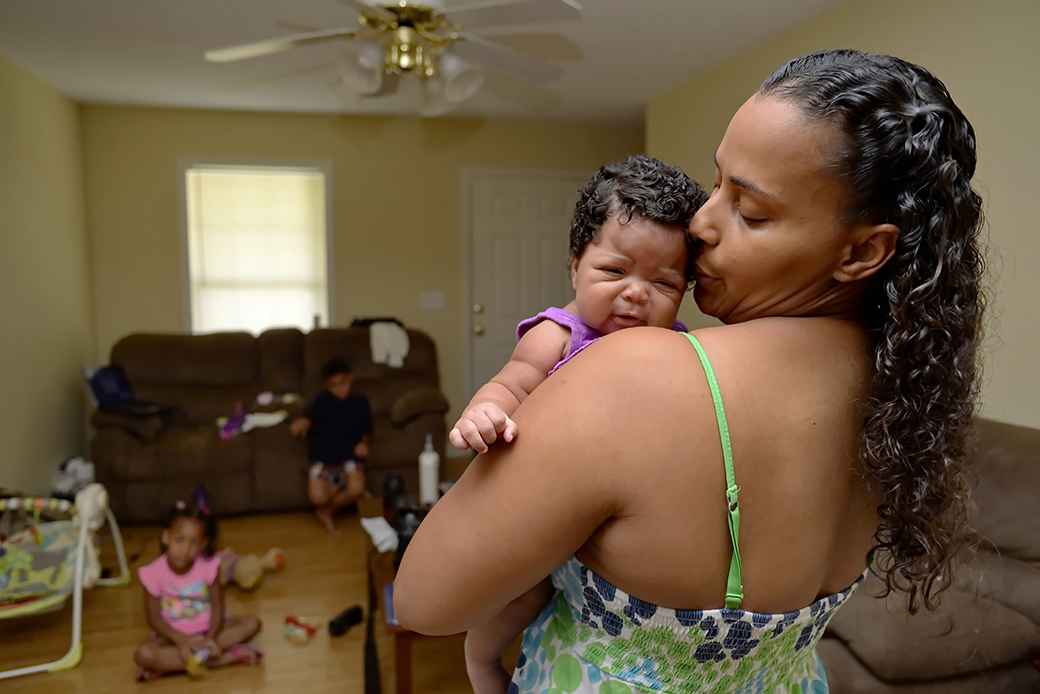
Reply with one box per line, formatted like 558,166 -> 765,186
309,461 -> 363,490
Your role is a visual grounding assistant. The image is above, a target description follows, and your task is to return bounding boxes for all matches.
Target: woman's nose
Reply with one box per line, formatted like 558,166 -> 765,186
689,195 -> 721,246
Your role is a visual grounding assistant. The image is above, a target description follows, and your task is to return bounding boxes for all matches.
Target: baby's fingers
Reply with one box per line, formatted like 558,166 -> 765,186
455,418 -> 492,453
501,416 -> 518,443
449,427 -> 472,452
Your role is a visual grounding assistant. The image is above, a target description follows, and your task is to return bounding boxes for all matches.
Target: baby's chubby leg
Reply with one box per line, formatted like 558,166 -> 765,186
465,577 -> 555,694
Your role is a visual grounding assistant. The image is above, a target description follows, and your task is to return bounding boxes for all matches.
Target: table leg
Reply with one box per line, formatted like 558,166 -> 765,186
395,631 -> 414,694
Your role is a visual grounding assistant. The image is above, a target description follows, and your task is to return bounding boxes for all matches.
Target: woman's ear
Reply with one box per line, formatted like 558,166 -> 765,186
834,223 -> 900,282
161,529 -> 170,548
570,257 -> 579,290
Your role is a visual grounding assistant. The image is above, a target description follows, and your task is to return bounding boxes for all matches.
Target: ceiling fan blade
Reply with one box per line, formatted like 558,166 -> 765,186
445,0 -> 581,31
205,27 -> 358,63
335,0 -> 398,23
475,33 -> 583,62
480,70 -> 564,114
452,33 -> 564,83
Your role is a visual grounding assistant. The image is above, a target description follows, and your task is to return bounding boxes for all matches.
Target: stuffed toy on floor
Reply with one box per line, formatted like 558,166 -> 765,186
218,547 -> 286,590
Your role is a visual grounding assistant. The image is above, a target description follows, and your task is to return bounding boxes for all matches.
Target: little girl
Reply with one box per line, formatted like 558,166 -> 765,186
134,501 -> 262,681
451,154 -> 707,454
453,155 -> 707,693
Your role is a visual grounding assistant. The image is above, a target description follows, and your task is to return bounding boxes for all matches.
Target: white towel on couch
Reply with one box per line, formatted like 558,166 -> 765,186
370,322 -> 410,368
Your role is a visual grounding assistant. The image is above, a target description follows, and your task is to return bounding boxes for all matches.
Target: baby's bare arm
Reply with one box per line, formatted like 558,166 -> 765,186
451,321 -> 570,452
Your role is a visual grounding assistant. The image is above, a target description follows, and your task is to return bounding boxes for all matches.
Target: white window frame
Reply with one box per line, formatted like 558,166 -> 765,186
176,156 -> 336,334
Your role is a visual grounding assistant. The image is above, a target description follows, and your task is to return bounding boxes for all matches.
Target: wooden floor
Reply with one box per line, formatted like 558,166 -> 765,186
0,510 -> 517,693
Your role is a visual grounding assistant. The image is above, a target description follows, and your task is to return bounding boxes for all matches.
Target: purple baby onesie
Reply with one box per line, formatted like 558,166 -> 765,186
516,307 -> 689,376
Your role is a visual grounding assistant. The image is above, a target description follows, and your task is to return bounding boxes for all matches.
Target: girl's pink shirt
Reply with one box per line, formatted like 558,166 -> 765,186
138,553 -> 221,635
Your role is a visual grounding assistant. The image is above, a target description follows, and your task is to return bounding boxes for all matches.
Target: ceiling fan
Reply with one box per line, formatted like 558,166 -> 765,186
205,0 -> 582,117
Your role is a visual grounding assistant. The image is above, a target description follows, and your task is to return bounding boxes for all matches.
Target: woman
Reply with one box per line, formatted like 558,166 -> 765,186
395,49 -> 984,694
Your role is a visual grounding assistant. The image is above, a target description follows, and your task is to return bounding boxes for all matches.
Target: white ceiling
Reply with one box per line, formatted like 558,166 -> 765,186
0,0 -> 848,125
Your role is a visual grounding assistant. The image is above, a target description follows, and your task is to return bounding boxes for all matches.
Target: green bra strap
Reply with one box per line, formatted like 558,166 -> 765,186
683,333 -> 744,609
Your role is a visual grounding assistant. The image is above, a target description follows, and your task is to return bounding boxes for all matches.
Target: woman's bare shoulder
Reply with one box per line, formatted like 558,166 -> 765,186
689,318 -> 870,383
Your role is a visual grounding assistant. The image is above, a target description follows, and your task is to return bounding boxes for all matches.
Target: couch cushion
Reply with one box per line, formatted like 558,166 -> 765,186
817,639 -> 1040,693
259,328 -> 304,394
951,546 -> 1040,625
826,572 -> 1040,680
101,427 -> 253,482
112,332 -> 258,387
302,328 -> 441,411
971,418 -> 1040,562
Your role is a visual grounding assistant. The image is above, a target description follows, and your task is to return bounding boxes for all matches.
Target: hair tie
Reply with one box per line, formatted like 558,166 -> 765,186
175,500 -> 186,510
202,508 -> 211,516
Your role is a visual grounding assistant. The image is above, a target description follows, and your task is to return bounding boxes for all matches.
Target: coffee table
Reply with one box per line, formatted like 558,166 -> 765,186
359,496 -> 450,694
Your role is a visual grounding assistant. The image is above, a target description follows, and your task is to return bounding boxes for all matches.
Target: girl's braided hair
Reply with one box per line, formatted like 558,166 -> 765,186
760,50 -> 985,613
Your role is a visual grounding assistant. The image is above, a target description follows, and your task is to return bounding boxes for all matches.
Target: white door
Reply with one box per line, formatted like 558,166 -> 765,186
464,170 -> 590,401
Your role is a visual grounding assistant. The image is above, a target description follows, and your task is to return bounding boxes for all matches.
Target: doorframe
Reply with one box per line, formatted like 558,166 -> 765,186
459,167 -> 591,403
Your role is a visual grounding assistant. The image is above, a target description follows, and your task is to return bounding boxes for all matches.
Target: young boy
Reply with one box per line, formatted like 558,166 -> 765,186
290,357 -> 372,534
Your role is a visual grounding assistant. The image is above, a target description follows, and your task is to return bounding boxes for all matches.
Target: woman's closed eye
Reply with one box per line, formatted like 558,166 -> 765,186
601,267 -> 624,276
737,202 -> 768,227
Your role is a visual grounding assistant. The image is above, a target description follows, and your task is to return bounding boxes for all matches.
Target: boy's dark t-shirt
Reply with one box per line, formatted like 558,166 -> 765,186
308,391 -> 373,464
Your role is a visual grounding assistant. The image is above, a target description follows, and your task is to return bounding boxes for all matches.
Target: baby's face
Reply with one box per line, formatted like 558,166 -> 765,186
570,214 -> 687,335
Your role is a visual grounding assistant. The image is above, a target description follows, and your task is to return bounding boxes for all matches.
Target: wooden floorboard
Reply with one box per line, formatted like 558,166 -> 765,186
0,510 -> 518,693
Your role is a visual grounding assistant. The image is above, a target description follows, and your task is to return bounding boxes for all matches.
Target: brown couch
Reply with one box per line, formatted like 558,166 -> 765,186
820,418 -> 1040,692
92,327 -> 449,523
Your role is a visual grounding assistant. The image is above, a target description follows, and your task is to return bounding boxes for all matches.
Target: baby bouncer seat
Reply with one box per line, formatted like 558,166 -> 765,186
0,483 -> 130,680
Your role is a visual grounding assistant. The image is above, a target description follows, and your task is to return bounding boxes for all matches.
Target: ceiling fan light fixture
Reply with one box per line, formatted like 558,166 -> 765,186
419,74 -> 456,117
438,52 -> 484,104
336,41 -> 385,95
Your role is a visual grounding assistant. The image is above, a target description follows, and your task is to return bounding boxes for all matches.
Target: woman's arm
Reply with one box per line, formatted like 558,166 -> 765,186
394,329 -> 693,635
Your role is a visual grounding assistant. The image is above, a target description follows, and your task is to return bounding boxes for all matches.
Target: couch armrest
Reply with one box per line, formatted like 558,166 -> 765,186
389,387 -> 450,426
90,410 -> 166,443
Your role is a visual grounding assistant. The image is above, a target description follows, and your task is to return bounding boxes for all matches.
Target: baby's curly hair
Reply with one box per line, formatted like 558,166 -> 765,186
570,155 -> 707,285
760,50 -> 985,614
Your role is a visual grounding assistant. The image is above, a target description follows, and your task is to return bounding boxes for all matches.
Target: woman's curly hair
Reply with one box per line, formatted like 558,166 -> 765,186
570,155 -> 707,286
760,50 -> 985,613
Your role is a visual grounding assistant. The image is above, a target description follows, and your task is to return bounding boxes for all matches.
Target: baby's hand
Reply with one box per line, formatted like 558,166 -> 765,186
450,403 -> 517,454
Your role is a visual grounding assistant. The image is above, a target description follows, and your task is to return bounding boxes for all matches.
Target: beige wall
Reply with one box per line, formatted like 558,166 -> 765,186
647,0 -> 1040,428
0,56 -> 93,493
81,106 -> 642,424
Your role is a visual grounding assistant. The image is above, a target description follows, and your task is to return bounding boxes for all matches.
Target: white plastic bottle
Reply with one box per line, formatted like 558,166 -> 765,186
418,434 -> 441,507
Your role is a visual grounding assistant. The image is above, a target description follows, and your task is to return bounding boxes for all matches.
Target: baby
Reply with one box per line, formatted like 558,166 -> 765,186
454,155 -> 707,692
451,154 -> 707,454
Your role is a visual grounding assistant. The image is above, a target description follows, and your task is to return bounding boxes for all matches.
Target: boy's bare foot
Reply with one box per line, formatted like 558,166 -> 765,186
316,508 -> 340,535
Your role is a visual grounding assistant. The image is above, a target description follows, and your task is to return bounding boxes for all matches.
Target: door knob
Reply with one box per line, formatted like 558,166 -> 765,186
473,303 -> 484,314
473,325 -> 485,335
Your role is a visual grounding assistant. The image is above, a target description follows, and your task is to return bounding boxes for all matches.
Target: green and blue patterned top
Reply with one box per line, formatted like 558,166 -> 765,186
508,333 -> 868,694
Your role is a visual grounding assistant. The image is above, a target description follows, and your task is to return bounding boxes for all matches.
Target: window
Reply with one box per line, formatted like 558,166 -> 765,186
183,164 -> 331,335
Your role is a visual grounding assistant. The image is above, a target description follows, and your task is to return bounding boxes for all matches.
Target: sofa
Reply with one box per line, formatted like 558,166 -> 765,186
819,417 -> 1040,692
91,326 -> 450,523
